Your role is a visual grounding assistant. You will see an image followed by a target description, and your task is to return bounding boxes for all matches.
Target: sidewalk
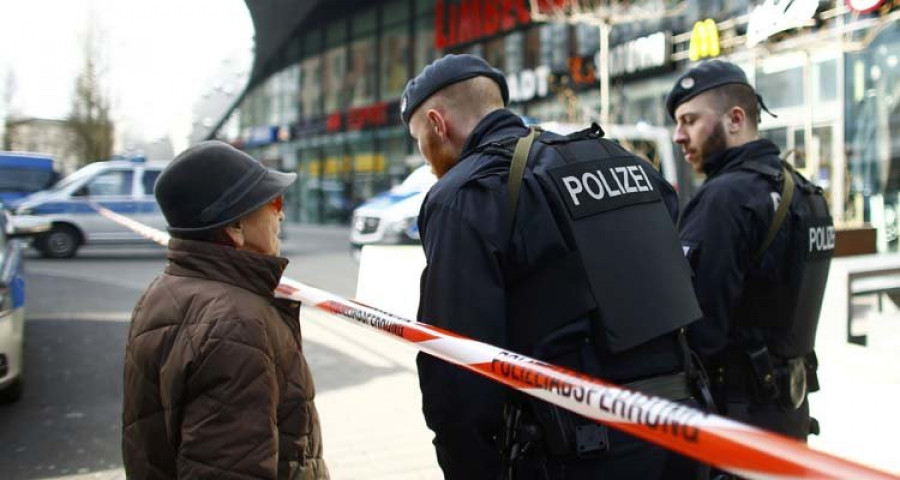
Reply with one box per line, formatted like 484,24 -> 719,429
301,307 -> 442,479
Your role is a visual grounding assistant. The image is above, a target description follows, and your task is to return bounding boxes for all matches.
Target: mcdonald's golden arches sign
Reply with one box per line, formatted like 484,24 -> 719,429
689,19 -> 721,61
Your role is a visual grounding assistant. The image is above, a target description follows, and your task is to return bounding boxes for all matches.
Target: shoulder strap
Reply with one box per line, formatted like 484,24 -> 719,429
508,128 -> 539,215
753,164 -> 794,261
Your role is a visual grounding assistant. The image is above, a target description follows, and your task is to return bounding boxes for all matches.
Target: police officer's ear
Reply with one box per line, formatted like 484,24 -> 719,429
725,106 -> 747,133
426,109 -> 448,141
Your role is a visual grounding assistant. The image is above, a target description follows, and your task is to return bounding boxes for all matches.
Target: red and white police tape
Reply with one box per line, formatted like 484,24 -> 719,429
95,205 -> 898,480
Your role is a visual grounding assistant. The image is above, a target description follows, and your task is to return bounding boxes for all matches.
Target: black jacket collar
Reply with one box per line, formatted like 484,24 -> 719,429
703,139 -> 781,179
459,109 -> 527,159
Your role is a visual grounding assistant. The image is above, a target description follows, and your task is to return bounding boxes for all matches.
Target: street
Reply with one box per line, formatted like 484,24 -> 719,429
0,224 -> 441,479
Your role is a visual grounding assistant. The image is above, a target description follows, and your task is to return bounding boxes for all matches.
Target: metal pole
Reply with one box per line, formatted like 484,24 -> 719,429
599,20 -> 610,126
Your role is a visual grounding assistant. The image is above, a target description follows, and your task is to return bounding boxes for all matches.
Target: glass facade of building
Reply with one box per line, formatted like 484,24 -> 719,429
218,0 -> 900,250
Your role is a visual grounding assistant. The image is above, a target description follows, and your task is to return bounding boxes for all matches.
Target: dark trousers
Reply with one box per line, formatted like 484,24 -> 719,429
722,397 -> 810,441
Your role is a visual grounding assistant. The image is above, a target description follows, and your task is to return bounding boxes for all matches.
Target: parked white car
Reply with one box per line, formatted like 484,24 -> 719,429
349,165 -> 437,257
0,207 -> 48,402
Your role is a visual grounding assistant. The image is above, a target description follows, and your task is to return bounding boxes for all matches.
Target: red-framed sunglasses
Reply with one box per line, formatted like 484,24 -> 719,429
270,195 -> 284,213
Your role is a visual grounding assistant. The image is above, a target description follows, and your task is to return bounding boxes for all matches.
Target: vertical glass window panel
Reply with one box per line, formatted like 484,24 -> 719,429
541,23 -> 569,73
353,9 -> 378,37
326,20 -> 347,47
416,0 -> 434,15
323,46 -> 347,113
415,14 -> 436,71
383,0 -> 411,26
575,23 -> 600,57
300,56 -> 323,118
382,25 -> 411,100
484,37 -> 505,71
285,65 -> 300,124
525,26 -> 541,69
792,129 -> 807,169
755,66 -> 805,109
505,31 -> 524,74
813,125 -> 834,194
815,59 -> 838,103
349,38 -> 377,107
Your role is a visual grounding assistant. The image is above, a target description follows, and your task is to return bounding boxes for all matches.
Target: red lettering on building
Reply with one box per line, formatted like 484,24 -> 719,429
535,0 -> 569,14
483,0 -> 500,36
435,0 -> 532,50
435,1 -> 449,49
569,57 -> 596,86
346,103 -> 389,131
326,113 -> 343,132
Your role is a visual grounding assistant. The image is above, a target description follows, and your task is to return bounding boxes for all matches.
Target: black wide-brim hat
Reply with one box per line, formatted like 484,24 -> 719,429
155,140 -> 297,234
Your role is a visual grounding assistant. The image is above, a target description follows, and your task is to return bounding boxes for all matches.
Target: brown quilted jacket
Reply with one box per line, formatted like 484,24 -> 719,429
122,238 -> 328,479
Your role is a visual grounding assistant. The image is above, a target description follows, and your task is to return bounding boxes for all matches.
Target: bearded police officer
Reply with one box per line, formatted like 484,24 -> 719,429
403,54 -> 709,479
668,60 -> 834,441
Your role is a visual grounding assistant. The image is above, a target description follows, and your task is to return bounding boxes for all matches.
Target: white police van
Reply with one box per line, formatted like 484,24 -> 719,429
350,164 -> 437,258
13,157 -> 169,258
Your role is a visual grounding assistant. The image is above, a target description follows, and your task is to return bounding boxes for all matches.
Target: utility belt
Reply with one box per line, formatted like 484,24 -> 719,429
500,369 -> 698,475
711,347 -> 820,411
499,330 -> 714,477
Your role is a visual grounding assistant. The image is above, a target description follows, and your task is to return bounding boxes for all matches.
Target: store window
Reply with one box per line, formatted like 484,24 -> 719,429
505,31 -> 525,74
844,23 -> 900,250
382,24 -> 410,100
300,56 -> 323,118
524,26 -> 542,69
815,58 -> 838,103
575,23 -> 600,57
756,66 -> 805,110
415,13 -> 437,71
484,37 -> 506,71
541,23 -> 569,73
349,38 -> 377,107
323,46 -> 348,113
349,9 -> 378,107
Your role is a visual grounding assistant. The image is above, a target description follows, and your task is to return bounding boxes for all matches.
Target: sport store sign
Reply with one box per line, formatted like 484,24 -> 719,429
608,32 -> 672,79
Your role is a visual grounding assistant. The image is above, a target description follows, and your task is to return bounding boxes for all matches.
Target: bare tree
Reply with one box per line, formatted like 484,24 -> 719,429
2,70 -> 20,150
67,18 -> 114,166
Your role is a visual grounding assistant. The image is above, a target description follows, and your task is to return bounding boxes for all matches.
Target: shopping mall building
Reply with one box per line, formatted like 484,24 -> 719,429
212,0 -> 899,250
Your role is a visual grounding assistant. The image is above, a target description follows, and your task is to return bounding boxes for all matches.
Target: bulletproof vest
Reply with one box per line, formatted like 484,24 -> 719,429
734,162 -> 834,358
501,127 -> 701,356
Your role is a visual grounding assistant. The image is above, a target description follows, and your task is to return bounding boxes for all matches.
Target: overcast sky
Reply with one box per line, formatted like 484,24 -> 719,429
0,0 -> 253,152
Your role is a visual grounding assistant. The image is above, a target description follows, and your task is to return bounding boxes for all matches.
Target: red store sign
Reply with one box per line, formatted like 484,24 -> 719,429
434,0 -> 532,49
346,102 -> 389,131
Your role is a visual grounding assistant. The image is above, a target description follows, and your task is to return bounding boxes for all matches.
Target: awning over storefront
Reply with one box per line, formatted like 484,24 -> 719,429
244,0 -> 322,90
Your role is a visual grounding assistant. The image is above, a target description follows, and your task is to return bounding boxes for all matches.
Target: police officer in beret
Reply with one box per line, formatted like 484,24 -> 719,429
404,54 -> 710,479
668,60 -> 834,441
122,141 -> 328,479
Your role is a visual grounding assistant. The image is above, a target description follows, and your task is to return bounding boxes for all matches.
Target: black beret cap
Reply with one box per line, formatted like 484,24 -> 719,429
666,60 -> 754,120
155,140 -> 296,233
400,54 -> 509,125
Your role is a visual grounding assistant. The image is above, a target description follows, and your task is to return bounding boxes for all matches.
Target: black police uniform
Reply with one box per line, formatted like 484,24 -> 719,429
669,61 -> 834,441
414,107 -> 708,479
